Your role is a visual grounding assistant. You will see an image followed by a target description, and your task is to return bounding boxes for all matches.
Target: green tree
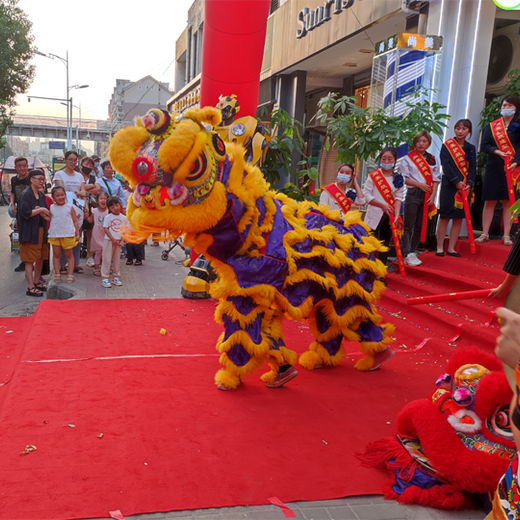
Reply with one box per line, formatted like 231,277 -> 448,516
315,89 -> 450,165
0,0 -> 35,139
260,107 -> 319,203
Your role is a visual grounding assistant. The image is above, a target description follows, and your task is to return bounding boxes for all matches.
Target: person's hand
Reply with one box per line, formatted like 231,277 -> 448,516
10,205 -> 16,216
510,162 -> 518,171
495,307 -> 520,369
456,182 -> 464,191
40,208 -> 50,218
495,150 -> 508,159
393,213 -> 402,228
383,203 -> 394,216
419,183 -> 432,193
427,194 -> 436,205
489,284 -> 510,300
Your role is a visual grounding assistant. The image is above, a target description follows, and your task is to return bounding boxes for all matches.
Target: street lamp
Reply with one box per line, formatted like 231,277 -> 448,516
62,101 -> 82,149
34,49 -> 89,150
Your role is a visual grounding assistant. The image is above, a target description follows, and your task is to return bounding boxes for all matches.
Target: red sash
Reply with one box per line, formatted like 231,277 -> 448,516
408,150 -> 437,242
369,169 -> 406,278
444,138 -> 468,209
491,117 -> 520,223
443,138 -> 476,253
323,184 -> 352,214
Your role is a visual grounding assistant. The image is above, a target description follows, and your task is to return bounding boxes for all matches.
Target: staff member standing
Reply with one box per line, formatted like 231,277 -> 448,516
17,169 -> 51,297
477,95 -> 520,246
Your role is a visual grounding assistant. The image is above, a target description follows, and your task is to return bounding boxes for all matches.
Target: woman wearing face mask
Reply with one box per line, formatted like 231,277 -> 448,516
436,119 -> 476,257
319,164 -> 365,217
80,157 -> 101,267
400,131 -> 440,266
363,147 -> 404,266
477,95 -> 520,246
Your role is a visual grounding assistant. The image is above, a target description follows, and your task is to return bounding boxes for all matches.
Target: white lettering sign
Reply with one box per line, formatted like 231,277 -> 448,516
297,0 -> 354,39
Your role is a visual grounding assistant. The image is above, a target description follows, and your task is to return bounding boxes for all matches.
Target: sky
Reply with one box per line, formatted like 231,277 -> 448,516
14,0 -> 194,122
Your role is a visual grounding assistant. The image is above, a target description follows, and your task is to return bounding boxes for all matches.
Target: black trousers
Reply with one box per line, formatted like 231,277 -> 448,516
126,241 -> 146,262
402,188 -> 425,257
373,213 -> 393,265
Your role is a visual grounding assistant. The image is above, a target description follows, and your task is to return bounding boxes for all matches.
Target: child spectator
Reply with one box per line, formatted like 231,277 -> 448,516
48,186 -> 80,283
91,192 -> 109,276
101,196 -> 127,288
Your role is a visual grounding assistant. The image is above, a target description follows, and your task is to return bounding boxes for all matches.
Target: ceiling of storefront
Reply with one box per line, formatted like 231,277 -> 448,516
281,10 -> 409,91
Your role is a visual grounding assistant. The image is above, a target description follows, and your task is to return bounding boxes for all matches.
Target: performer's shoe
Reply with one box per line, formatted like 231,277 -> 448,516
503,236 -> 513,246
265,365 -> 298,388
14,261 -> 25,272
435,251 -> 445,257
475,233 -> 489,243
404,253 -> 421,266
447,251 -> 461,257
368,347 -> 395,371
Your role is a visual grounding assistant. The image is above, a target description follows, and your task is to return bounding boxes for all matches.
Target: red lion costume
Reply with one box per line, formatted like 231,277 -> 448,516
360,348 -> 516,510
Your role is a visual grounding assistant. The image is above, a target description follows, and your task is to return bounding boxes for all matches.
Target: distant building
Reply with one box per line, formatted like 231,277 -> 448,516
108,76 -> 173,131
168,0 -> 203,114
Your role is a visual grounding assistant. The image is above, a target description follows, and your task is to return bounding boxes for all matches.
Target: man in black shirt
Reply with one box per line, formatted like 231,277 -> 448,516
10,157 -> 31,272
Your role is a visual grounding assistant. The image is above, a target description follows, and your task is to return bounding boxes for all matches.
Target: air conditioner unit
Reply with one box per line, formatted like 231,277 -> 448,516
486,23 -> 520,95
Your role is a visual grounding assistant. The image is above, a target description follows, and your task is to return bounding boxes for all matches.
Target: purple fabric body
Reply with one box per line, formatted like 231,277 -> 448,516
391,465 -> 442,495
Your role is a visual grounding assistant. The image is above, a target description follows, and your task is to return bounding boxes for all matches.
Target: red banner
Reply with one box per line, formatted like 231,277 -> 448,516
322,183 -> 352,214
408,150 -> 437,242
369,169 -> 405,278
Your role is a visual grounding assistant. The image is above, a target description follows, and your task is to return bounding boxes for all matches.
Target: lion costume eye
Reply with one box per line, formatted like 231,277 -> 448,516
486,404 -> 513,440
132,153 -> 157,184
187,151 -> 208,182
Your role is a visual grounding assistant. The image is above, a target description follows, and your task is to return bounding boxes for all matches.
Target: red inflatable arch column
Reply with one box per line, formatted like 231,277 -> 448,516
200,0 -> 271,118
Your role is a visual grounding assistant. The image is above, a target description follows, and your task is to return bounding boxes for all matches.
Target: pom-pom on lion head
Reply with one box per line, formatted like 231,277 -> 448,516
109,106 -> 229,240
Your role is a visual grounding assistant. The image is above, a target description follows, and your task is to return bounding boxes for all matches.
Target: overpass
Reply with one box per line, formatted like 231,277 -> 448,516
7,115 -> 133,142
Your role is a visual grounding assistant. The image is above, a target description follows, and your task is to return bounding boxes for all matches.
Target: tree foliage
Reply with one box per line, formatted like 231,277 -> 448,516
0,0 -> 35,138
315,90 -> 450,165
260,107 -> 319,202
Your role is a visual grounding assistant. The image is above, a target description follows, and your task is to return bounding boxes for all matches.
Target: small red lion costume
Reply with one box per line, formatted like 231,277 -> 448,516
360,348 -> 516,510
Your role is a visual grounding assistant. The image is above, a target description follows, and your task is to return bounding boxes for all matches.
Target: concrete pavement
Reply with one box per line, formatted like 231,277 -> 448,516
1,206 -> 485,520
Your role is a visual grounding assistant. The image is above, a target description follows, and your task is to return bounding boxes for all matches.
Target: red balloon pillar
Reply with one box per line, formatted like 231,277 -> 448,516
200,0 -> 271,118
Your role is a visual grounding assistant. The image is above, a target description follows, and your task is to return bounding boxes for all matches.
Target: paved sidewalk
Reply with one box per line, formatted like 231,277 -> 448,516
7,233 -> 485,520
82,496 -> 484,520
46,240 -> 190,301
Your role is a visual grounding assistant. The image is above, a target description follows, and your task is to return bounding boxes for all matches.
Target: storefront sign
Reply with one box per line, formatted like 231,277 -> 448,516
375,33 -> 443,56
297,0 -> 354,39
172,88 -> 200,114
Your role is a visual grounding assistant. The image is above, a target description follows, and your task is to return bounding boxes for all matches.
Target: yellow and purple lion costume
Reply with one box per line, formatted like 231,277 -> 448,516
109,107 -> 394,390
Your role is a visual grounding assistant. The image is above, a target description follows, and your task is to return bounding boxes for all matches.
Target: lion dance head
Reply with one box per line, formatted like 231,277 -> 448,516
109,107 -> 229,240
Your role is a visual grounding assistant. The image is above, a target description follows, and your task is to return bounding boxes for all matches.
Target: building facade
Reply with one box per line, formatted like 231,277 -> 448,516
108,76 -> 173,131
169,0 -> 519,187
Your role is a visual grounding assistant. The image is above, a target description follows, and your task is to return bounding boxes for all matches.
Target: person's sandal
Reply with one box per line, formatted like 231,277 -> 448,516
66,275 -> 75,283
74,266 -> 84,274
34,282 -> 47,291
60,266 -> 68,275
54,275 -> 61,283
504,236 -> 513,246
134,260 -> 142,266
126,260 -> 133,265
93,269 -> 101,276
26,287 -> 43,297
475,234 -> 489,243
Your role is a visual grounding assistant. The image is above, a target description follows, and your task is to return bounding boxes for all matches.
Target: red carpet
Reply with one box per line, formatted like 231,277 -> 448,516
0,240 -> 509,519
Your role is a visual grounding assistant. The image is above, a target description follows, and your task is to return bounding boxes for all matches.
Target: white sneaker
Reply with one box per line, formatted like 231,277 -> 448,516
112,277 -> 123,286
102,279 -> 112,288
86,257 -> 95,268
404,253 -> 422,266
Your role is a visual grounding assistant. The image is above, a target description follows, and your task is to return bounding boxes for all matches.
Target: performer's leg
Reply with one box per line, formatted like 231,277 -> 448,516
374,213 -> 392,265
436,218 -> 449,253
354,318 -> 395,371
299,303 -> 347,370
410,197 -> 424,254
214,296 -> 296,390
502,200 -> 512,241
447,219 -> 463,253
480,200 -> 497,237
402,191 -> 421,256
